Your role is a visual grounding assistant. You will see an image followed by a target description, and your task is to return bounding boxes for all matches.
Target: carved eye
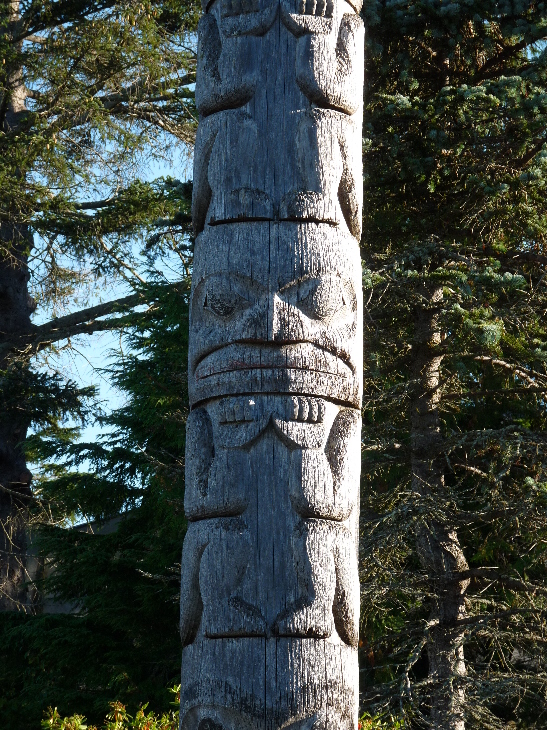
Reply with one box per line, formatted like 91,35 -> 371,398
297,275 -> 350,322
203,277 -> 249,318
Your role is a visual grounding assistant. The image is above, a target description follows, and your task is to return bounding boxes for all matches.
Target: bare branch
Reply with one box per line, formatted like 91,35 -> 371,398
474,356 -> 547,387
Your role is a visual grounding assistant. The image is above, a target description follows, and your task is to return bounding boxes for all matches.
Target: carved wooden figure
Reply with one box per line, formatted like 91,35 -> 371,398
181,0 -> 363,725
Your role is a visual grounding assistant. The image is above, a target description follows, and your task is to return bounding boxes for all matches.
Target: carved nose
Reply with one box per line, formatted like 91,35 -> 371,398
266,292 -> 282,341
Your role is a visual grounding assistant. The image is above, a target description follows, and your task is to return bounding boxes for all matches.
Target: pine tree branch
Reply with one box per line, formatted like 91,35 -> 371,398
444,386 -> 547,400
454,607 -> 547,628
516,138 -> 547,170
74,197 -> 118,210
0,290 -> 156,356
474,356 -> 547,387
451,568 -> 547,597
23,34 -> 46,44
475,37 -> 544,81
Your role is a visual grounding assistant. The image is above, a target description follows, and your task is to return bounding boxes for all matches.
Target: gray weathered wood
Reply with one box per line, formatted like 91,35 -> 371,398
181,0 -> 364,725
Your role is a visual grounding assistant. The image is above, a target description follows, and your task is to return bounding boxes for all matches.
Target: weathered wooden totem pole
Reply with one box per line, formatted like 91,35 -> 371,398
180,0 -> 364,725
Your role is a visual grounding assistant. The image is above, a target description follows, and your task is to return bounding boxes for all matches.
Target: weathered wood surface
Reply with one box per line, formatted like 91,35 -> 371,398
181,0 -> 364,725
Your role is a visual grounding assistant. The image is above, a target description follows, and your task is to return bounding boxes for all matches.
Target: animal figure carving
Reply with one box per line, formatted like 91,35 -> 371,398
180,398 -> 361,648
192,0 -> 363,238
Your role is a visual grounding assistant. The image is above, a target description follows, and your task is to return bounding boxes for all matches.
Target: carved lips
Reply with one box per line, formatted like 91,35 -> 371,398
193,341 -> 356,405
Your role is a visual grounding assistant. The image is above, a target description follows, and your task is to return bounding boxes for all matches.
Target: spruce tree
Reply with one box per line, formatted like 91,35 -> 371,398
0,0 -> 197,611
0,273 -> 191,728
360,2 -> 547,728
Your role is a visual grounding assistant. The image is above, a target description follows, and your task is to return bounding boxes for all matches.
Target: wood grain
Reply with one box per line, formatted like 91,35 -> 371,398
182,0 -> 363,725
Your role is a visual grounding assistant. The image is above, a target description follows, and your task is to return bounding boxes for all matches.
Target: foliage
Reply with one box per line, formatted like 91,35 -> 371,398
360,1 -> 547,727
0,0 -> 197,725
359,713 -> 406,729
0,275 -> 191,728
41,687 -> 180,730
0,0 -> 197,311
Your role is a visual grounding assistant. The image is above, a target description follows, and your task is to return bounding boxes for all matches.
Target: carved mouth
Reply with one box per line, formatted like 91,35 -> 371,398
194,342 -> 354,382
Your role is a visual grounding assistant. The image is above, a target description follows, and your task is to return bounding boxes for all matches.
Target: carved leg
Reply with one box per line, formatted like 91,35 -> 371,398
280,109 -> 343,226
274,518 -> 336,639
208,111 -> 273,225
185,408 -> 215,516
274,519 -> 359,646
337,116 -> 362,239
192,115 -> 218,234
294,13 -> 364,116
332,524 -> 360,647
181,516 -> 267,645
196,13 -> 259,117
180,521 -> 209,647
200,516 -> 266,638
288,448 -> 335,519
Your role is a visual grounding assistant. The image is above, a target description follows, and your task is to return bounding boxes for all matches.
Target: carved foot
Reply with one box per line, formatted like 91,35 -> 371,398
205,596 -> 267,638
274,603 -> 334,639
209,187 -> 274,224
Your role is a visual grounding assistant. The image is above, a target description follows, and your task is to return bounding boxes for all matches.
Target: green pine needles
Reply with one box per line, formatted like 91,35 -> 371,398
361,2 -> 547,728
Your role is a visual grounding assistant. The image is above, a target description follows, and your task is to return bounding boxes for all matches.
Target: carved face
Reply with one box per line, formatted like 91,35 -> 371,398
188,221 -> 362,406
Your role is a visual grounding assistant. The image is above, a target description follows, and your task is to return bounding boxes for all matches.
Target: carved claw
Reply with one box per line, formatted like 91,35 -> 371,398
280,0 -> 334,36
297,0 -> 334,17
220,0 -> 279,37
285,396 -> 326,423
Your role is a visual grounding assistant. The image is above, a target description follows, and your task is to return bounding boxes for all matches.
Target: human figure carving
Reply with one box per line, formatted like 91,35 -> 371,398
281,0 -> 364,116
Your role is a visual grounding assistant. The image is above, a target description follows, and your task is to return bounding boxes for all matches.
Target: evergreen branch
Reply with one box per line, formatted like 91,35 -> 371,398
23,33 -> 46,44
452,463 -> 490,479
97,238 -> 146,284
503,251 -> 547,267
444,387 -> 547,400
516,138 -> 547,170
454,608 -> 547,628
0,481 -> 34,502
455,569 -> 547,597
0,290 -> 155,355
474,357 -> 547,387
95,74 -> 194,110
21,0 -> 119,36
74,197 -> 118,210
55,76 -> 196,131
475,36 -> 545,81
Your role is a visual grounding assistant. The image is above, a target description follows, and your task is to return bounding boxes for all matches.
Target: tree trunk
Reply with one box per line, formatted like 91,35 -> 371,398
0,0 -> 35,612
411,286 -> 469,730
179,0 -> 364,726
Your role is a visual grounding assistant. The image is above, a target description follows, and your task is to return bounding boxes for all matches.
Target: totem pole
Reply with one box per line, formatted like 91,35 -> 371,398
180,0 -> 364,725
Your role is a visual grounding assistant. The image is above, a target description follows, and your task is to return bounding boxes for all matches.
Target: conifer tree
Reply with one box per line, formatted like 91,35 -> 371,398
360,2 -> 547,728
0,0 -> 197,611
0,272 -> 191,728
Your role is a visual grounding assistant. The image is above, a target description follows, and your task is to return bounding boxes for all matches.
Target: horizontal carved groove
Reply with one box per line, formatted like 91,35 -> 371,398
208,216 -> 274,225
190,391 -> 361,410
208,217 -> 340,226
196,365 -> 347,379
